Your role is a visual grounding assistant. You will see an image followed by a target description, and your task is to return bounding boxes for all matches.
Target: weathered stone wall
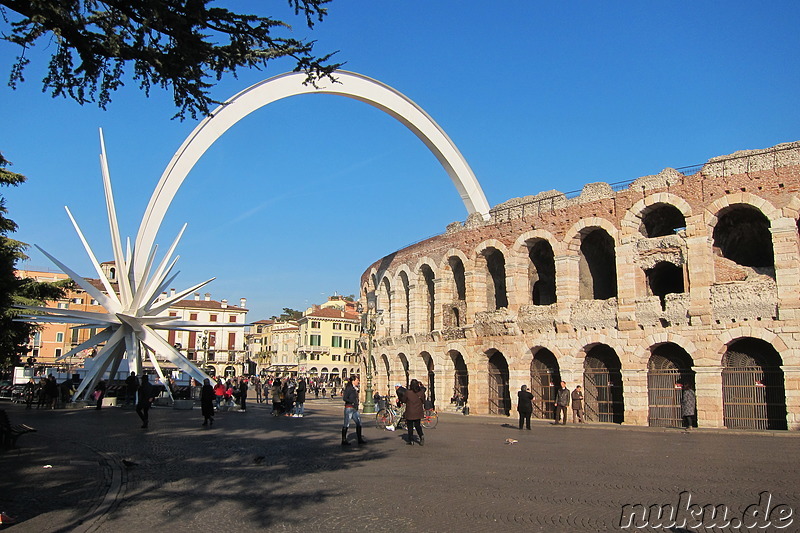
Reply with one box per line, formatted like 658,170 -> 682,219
359,141 -> 800,430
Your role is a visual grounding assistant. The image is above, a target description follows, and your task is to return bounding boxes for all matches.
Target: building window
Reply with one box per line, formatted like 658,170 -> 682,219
333,323 -> 342,330
344,339 -> 352,349
55,348 -> 62,358
332,336 -> 342,348
57,302 -> 68,309
310,334 -> 321,346
229,316 -> 237,323
56,332 -> 64,343
311,321 -> 321,328
71,329 -> 79,343
344,323 -> 352,331
210,314 -> 218,322
332,354 -> 341,361
190,313 -> 198,320
72,298 -> 83,304
91,299 -> 99,305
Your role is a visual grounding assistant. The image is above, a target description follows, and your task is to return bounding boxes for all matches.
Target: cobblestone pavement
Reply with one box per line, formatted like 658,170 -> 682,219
1,398 -> 798,532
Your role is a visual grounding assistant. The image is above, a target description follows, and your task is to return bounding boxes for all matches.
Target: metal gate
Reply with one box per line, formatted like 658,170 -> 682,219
584,369 -> 624,423
531,356 -> 560,420
722,367 -> 787,430
488,353 -> 510,416
647,369 -> 683,427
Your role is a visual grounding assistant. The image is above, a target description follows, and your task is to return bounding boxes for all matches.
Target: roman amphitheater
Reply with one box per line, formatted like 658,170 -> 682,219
359,140 -> 800,430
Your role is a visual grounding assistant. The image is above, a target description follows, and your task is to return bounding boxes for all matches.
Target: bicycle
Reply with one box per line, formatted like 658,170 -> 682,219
421,408 -> 438,429
376,403 -> 439,430
376,402 -> 406,430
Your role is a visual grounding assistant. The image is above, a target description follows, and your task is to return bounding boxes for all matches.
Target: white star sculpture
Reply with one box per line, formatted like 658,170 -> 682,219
17,130 -> 216,401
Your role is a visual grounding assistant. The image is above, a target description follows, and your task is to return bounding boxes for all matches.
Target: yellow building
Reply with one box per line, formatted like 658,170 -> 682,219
297,296 -> 361,384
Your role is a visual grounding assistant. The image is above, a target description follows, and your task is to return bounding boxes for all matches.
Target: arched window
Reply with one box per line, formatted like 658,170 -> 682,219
579,229 -> 617,300
713,205 -> 774,271
641,203 -> 686,237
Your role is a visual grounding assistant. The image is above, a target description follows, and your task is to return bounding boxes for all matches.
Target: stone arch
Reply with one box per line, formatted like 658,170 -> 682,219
413,260 -> 439,332
393,268 -> 413,335
473,239 -> 511,311
622,193 -> 693,240
646,342 -> 696,428
581,343 -> 625,424
485,348 -> 512,416
134,70 -> 490,275
721,336 -> 787,430
710,202 -> 775,271
439,249 -> 470,328
529,346 -> 562,419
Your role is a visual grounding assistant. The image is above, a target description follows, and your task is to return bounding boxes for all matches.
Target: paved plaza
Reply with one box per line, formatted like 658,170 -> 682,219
1,397 -> 798,532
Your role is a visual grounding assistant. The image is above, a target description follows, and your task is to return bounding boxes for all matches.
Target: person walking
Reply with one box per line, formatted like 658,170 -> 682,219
402,379 -> 426,446
23,378 -> 36,409
200,378 -> 215,427
294,378 -> 307,417
341,375 -> 366,446
517,385 -> 534,430
554,381 -> 570,425
239,378 -> 248,412
271,379 -> 283,416
571,385 -> 585,423
125,371 -> 139,406
136,374 -> 157,429
94,380 -> 106,410
213,379 -> 225,409
254,377 -> 262,404
681,382 -> 697,430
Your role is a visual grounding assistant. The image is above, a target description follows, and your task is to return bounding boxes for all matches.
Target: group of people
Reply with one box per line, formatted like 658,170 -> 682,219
22,375 -> 73,409
517,381 -> 698,429
516,381 -> 585,430
269,376 -> 308,417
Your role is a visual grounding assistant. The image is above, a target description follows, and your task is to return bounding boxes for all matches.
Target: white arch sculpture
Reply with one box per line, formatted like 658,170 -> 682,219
134,70 -> 491,275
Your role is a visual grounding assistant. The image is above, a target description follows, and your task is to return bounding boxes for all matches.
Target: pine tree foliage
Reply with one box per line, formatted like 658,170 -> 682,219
0,154 -> 71,369
1,0 -> 341,119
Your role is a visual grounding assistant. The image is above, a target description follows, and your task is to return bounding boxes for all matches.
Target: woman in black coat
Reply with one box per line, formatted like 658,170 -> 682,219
201,378 -> 215,427
403,379 -> 426,446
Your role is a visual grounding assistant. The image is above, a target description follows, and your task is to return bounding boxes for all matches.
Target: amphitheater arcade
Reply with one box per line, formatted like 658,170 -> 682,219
359,141 -> 800,430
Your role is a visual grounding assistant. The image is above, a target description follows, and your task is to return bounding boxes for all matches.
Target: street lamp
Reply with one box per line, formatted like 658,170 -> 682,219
359,292 -> 381,414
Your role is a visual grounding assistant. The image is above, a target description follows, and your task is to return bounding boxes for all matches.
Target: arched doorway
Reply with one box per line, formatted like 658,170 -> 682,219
583,345 -> 624,423
488,351 -> 511,416
421,352 -> 436,408
224,366 -> 236,378
647,344 -> 695,427
451,351 -> 469,410
722,338 -> 787,430
530,348 -> 561,420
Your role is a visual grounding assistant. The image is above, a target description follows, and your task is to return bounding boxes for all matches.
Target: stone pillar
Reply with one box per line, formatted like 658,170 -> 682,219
783,366 -> 800,430
621,368 -> 648,426
695,366 -> 724,429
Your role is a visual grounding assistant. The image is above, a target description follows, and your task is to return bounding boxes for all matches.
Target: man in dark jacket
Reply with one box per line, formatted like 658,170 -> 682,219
341,376 -> 366,446
517,385 -> 534,430
136,374 -> 157,429
554,381 -> 570,425
125,371 -> 139,406
294,378 -> 307,417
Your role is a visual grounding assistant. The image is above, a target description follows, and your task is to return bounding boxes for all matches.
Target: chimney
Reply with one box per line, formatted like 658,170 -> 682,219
204,292 -> 211,301
221,299 -> 228,309
170,288 -> 176,297
240,298 -> 247,308
194,292 -> 200,301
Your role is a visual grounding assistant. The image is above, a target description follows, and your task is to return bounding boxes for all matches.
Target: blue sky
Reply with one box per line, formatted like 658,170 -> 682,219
1,1 -> 798,321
